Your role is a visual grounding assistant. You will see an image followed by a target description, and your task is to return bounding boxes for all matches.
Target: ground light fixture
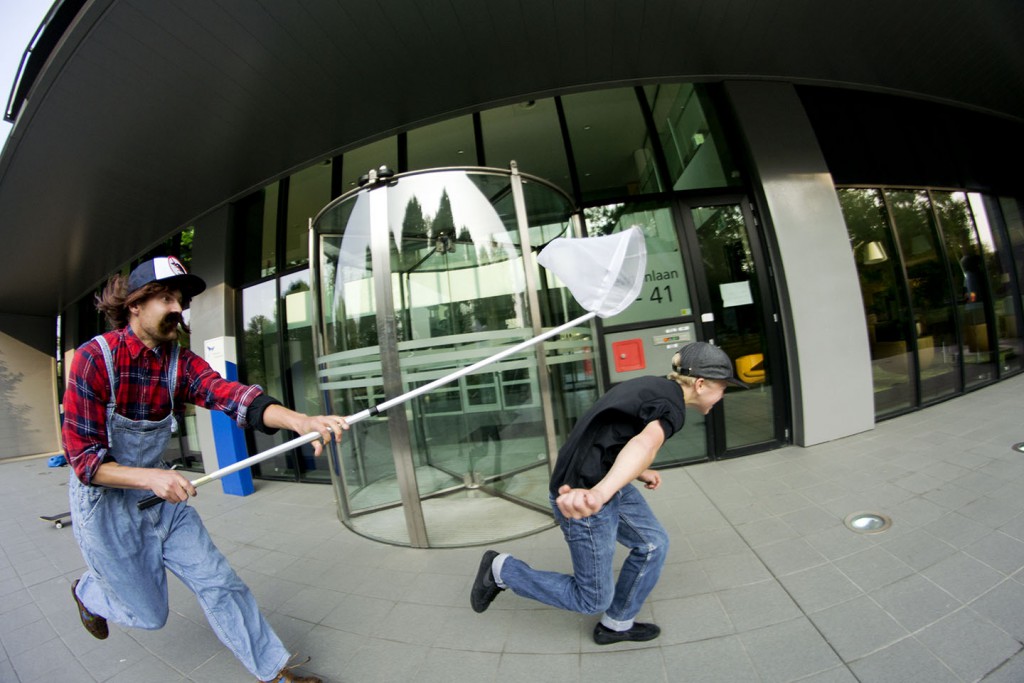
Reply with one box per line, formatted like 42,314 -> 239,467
844,511 -> 892,534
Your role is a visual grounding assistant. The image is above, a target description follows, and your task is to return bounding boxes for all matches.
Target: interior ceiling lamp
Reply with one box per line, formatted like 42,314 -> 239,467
861,240 -> 888,265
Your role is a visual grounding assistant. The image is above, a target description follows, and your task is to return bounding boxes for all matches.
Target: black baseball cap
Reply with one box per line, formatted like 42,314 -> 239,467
127,256 -> 206,298
671,342 -> 748,388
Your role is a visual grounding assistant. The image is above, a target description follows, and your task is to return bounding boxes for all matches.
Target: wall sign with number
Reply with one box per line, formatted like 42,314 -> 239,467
603,249 -> 692,326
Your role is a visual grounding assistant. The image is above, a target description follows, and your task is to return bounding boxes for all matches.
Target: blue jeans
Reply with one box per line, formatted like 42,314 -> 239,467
500,484 -> 669,625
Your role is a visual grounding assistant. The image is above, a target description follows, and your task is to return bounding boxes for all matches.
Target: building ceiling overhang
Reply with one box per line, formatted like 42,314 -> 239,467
1,0 -> 1023,317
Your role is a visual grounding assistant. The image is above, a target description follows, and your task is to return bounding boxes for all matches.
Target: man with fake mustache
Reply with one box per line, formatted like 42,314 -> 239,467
62,256 -> 344,683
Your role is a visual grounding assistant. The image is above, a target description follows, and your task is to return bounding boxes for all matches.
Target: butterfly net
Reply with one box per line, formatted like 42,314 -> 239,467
536,226 -> 647,318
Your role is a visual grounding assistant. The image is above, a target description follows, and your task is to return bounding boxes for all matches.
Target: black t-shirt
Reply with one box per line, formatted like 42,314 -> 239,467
549,376 -> 686,495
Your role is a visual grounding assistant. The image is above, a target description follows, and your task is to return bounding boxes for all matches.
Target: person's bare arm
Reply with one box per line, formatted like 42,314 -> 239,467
555,420 -> 666,519
261,404 -> 349,456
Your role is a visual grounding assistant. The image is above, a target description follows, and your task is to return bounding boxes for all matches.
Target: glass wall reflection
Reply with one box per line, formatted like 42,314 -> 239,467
840,187 -> 1023,418
839,189 -> 915,415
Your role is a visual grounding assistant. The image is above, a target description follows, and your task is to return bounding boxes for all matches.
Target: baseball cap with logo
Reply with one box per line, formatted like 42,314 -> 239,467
127,256 -> 206,299
671,342 -> 748,388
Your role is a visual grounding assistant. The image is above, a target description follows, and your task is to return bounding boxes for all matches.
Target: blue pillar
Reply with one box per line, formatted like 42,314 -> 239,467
203,336 -> 255,497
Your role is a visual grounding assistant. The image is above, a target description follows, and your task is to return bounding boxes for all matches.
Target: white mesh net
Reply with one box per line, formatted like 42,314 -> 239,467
536,226 -> 647,318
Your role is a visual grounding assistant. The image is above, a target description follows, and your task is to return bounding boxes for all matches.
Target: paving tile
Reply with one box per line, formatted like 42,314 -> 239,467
502,608 -> 583,654
497,652 -> 580,681
661,635 -> 760,682
21,658 -> 94,683
758,491 -> 815,516
685,527 -> 750,558
415,648 -> 501,683
870,573 -> 961,633
968,579 -> 1024,641
0,659 -> 15,683
320,593 -> 395,636
808,595 -> 908,660
0,599 -> 44,636
739,617 -> 843,683
717,580 -> 802,631
400,570 -> 477,607
953,470 -> 1008,495
965,531 -> 1024,575
889,495 -> 948,528
958,496 -> 1022,528
921,552 -> 1004,602
102,655 -> 187,679
651,593 -> 734,645
125,610 -> 222,676
981,649 -> 1024,683
76,630 -> 152,680
803,524 -> 876,561
735,517 -> 800,547
700,550 -> 773,590
780,505 -> 843,536
435,609 -> 512,653
288,623 -> 366,678
1,613 -> 56,657
894,472 -> 946,495
880,528 -> 958,571
276,585 -> 347,624
11,636 -> 92,683
999,512 -> 1024,543
834,546 -> 915,592
778,563 -> 864,613
848,636 -> 959,683
650,559 -> 713,599
755,537 -> 829,576
916,609 -> 1020,681
921,484 -> 982,511
799,481 -> 852,505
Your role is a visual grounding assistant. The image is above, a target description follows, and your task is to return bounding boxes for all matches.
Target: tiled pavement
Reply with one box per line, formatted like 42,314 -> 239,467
2,375 -> 1024,682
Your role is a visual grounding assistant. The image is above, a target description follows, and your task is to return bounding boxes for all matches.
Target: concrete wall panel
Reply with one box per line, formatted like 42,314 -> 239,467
725,81 -> 874,445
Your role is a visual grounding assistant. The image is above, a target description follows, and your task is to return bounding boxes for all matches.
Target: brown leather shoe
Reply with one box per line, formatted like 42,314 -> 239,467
261,656 -> 322,683
71,579 -> 108,640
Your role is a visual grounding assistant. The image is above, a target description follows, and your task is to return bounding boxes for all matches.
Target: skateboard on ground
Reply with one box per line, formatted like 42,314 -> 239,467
40,512 -> 72,529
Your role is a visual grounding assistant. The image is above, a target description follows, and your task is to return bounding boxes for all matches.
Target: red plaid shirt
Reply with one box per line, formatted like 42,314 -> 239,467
62,327 -> 263,484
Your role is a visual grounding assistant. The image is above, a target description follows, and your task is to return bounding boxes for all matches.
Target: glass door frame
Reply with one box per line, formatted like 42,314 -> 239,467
675,193 -> 789,459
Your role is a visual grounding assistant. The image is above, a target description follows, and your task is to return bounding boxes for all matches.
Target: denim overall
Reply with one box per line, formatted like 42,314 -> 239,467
69,335 -> 289,680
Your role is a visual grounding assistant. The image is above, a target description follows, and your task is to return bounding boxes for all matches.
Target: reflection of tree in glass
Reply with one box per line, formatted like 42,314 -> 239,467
0,352 -> 37,451
584,204 -> 626,236
933,193 -> 975,254
433,190 -> 455,238
840,188 -> 889,247
403,196 -> 428,239
243,315 -> 270,388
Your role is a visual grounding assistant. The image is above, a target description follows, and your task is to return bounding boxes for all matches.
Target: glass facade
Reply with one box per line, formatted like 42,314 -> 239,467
56,78 -> 1024,547
192,80 -> 1022,547
562,87 -> 664,200
839,188 -> 1023,418
644,84 -> 741,191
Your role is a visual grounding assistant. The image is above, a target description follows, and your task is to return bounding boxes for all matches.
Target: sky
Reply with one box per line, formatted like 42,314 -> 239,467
0,0 -> 58,148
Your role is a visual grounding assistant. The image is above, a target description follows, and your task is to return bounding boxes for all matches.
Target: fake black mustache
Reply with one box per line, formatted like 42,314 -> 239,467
161,313 -> 190,335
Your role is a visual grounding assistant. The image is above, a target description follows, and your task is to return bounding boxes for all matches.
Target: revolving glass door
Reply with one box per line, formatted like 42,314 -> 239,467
312,166 -> 597,547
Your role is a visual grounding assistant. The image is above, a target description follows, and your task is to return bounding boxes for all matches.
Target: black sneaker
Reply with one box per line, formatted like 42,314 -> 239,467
470,550 -> 504,613
71,579 -> 109,640
593,622 -> 661,645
